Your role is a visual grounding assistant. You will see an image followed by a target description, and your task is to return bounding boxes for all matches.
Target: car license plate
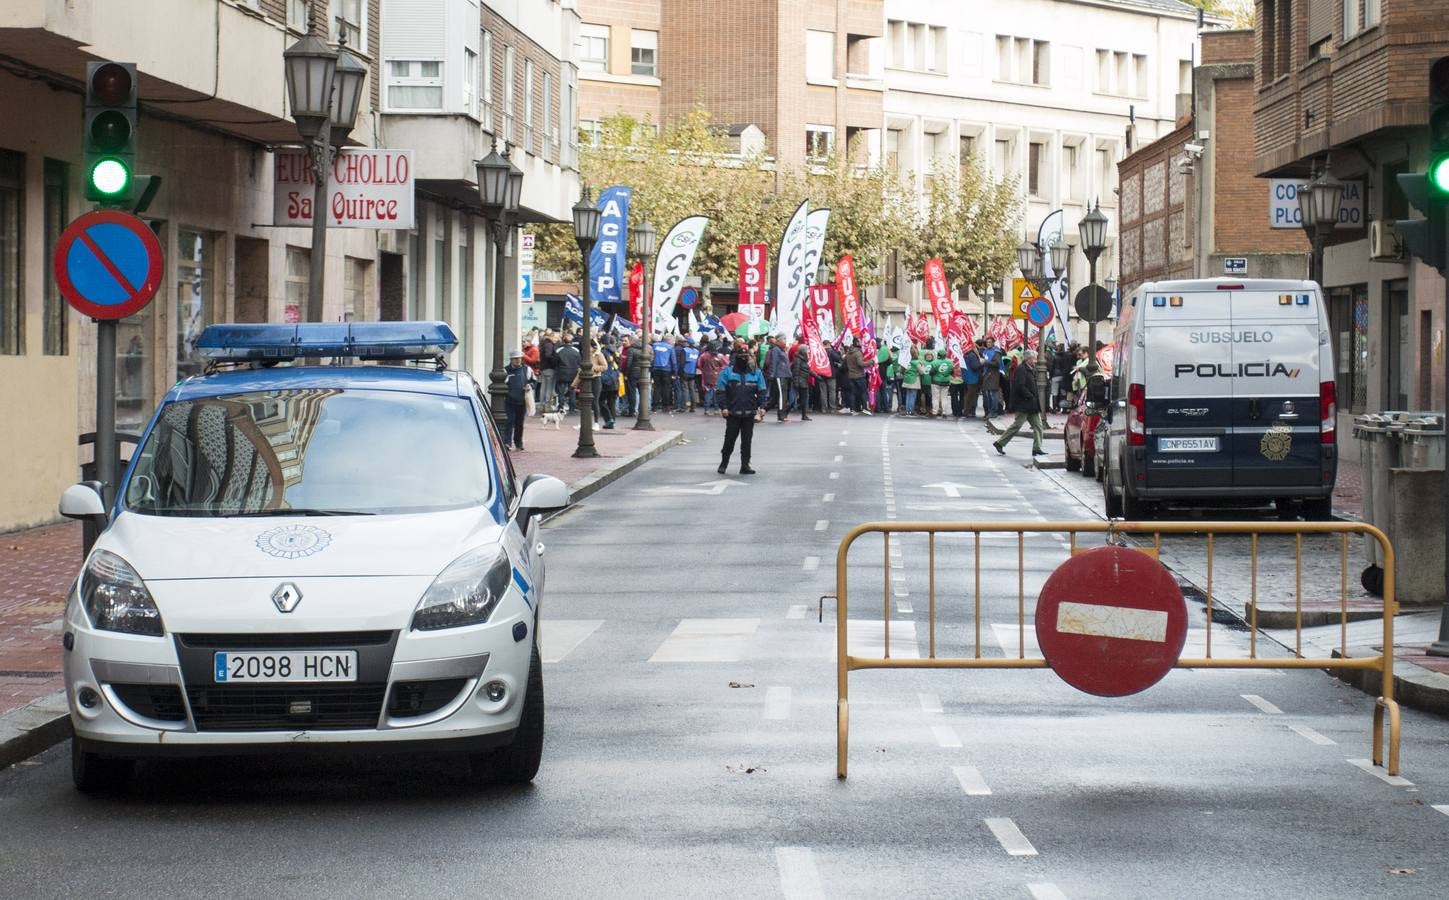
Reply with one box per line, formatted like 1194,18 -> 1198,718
1159,437 -> 1219,452
213,651 -> 358,683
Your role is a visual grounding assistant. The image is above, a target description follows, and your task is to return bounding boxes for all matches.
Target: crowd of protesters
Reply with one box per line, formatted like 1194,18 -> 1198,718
509,323 -> 1101,456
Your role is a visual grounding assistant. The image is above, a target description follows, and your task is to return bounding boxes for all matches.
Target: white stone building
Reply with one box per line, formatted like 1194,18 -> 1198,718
881,0 -> 1208,333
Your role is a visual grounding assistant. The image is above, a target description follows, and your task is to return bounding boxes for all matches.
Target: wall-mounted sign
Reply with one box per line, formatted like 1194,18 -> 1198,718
274,148 -> 415,229
1269,178 -> 1363,230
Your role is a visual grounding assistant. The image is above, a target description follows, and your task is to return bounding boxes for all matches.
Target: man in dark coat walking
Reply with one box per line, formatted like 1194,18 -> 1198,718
993,349 -> 1045,456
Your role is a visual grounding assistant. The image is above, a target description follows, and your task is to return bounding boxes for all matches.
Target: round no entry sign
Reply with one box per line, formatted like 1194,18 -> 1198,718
52,209 -> 163,320
1035,546 -> 1188,697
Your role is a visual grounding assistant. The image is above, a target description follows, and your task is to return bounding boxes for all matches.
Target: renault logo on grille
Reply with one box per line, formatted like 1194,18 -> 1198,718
271,582 -> 302,613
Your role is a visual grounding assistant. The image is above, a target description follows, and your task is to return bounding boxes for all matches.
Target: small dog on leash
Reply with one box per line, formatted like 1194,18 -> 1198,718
540,407 -> 565,429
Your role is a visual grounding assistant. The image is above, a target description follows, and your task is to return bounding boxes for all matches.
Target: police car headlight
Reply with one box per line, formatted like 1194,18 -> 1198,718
411,547 -> 512,631
80,550 -> 164,637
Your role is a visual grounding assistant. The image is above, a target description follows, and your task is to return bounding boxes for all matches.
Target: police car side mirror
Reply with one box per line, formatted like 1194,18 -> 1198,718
516,474 -> 569,523
60,482 -> 107,522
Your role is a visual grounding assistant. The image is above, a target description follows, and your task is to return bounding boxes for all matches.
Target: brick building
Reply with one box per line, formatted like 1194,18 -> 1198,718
1118,29 -> 1308,295
1252,0 -> 1449,448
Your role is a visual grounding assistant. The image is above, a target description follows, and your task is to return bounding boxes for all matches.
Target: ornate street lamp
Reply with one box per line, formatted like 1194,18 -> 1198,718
477,142 -> 523,428
631,220 -> 658,431
1016,236 -> 1040,287
284,26 -> 338,323
1078,201 -> 1111,362
573,187 -> 603,458
328,43 -> 367,148
1298,167 -> 1345,286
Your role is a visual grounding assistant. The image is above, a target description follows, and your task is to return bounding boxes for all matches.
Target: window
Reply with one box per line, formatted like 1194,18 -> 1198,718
503,46 -> 517,141
579,118 -> 602,147
524,59 -> 536,148
997,36 -> 1048,85
285,246 -> 309,324
929,26 -> 947,73
631,29 -> 658,77
543,72 -> 555,158
959,134 -> 977,180
386,60 -> 443,110
1028,142 -> 1045,196
330,0 -> 364,52
1179,60 -> 1193,96
887,20 -> 905,68
0,149 -> 22,356
1364,0 -> 1380,27
481,32 -> 494,130
885,129 -> 901,170
995,138 -> 1012,178
1133,54 -> 1148,98
176,230 -> 215,381
1061,143 -> 1080,200
43,159 -> 67,356
287,0 -> 308,31
806,30 -> 835,83
345,257 -> 371,322
1329,285 -> 1369,414
997,36 -> 1013,81
1033,41 -> 1050,85
578,23 -> 608,73
1096,145 -> 1115,197
806,125 -> 835,161
463,48 -> 478,116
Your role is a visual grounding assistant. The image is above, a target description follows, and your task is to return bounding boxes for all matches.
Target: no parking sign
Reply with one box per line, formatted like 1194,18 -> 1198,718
52,209 -> 163,320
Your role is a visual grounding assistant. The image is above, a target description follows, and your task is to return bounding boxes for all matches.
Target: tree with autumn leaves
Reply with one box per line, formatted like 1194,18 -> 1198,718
534,106 -> 1021,309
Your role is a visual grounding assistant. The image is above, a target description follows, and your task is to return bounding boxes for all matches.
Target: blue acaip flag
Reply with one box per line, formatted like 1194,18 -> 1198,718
588,186 -> 631,304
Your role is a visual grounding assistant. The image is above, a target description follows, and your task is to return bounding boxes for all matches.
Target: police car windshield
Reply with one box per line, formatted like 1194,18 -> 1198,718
124,389 -> 491,516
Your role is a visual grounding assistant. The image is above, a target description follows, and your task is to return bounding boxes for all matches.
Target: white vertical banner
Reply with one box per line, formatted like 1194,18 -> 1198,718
800,208 -> 831,290
652,215 -> 710,332
774,200 -> 811,339
518,232 -> 535,304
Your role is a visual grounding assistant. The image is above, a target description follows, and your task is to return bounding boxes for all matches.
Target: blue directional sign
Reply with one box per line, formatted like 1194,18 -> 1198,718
52,209 -> 163,320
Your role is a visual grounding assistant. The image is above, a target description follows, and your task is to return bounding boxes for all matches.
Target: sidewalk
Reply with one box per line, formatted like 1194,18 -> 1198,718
0,416 -> 681,769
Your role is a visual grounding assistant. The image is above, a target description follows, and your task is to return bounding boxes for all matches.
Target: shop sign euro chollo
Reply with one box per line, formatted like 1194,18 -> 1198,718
274,149 -> 415,229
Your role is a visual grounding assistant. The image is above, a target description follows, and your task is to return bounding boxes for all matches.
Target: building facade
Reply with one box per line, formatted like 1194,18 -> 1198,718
882,0 -> 1208,330
0,0 -> 580,533
1252,0 -> 1449,451
1118,29 -> 1308,294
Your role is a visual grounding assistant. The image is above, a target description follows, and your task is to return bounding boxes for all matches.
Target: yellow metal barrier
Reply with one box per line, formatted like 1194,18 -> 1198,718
835,520 -> 1400,778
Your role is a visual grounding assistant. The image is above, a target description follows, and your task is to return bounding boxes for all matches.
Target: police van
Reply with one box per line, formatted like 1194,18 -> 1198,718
1100,278 -> 1336,519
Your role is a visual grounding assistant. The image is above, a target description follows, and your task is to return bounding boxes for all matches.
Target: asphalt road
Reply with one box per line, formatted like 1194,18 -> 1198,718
3,411 -> 1449,899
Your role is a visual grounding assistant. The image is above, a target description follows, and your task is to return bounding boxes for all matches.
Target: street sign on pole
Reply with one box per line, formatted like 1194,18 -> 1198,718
52,209 -> 163,320
1073,284 -> 1113,323
1035,546 -> 1188,697
1011,278 -> 1040,320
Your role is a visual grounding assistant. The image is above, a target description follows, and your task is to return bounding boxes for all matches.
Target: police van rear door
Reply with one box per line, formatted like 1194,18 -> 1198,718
1228,289 -> 1321,488
1142,291 -> 1233,490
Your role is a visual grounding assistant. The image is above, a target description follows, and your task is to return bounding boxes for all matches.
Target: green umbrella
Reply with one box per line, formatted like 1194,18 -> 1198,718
734,319 -> 771,338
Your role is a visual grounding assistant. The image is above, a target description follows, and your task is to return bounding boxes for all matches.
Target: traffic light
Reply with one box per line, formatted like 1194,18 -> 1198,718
83,61 -> 136,205
1393,56 -> 1449,273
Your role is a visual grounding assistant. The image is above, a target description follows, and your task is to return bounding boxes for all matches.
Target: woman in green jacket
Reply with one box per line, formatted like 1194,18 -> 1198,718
900,347 -> 922,415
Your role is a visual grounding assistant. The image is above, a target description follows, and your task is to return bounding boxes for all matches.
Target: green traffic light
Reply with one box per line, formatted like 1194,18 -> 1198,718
90,158 -> 130,196
1431,155 -> 1449,196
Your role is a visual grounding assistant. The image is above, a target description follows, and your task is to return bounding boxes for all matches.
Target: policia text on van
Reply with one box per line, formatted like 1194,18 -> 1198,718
1100,279 -> 1336,521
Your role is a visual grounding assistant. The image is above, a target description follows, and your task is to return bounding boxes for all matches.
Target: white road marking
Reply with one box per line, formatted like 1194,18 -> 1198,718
1056,602 -> 1169,642
834,455 -> 843,462
1433,804 -> 1449,817
838,441 -> 847,446
952,765 -> 992,796
992,622 -> 1043,658
1347,758 -> 1414,786
822,493 -> 835,503
984,818 -> 1038,856
765,686 -> 791,720
1288,724 -> 1336,746
932,725 -> 962,748
786,605 -> 807,620
802,556 -> 820,571
918,692 -> 942,714
893,585 -> 910,597
814,519 -> 828,531
539,619 -> 604,663
848,620 -> 920,658
775,847 -> 825,900
1028,884 -> 1070,900
649,618 -> 760,662
1241,694 -> 1283,715
829,472 -> 840,479
896,602 -> 913,614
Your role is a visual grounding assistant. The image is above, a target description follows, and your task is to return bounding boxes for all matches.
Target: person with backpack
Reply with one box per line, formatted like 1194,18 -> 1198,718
928,350 -> 952,418
554,335 -> 581,414
537,330 -> 559,413
596,339 -> 620,429
900,345 -> 922,416
715,348 -> 769,475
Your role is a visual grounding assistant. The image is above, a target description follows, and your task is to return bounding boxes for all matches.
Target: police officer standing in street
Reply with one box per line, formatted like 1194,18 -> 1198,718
716,348 -> 769,475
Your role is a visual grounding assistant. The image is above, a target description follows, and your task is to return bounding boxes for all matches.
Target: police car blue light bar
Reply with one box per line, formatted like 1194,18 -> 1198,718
196,322 -> 458,362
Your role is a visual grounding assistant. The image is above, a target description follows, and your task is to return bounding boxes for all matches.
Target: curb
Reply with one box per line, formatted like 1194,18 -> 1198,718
0,691 -> 70,772
1331,646 -> 1449,718
566,429 -> 684,503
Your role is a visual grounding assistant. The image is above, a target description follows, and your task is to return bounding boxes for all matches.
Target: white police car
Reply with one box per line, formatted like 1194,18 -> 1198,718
58,322 -> 567,791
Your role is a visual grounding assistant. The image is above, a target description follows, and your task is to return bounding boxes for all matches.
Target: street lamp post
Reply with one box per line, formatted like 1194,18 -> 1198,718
573,188 -> 602,459
1078,201 -> 1110,366
1297,168 -> 1346,286
631,220 -> 658,431
1044,239 -> 1071,409
477,142 -> 523,429
284,26 -> 365,322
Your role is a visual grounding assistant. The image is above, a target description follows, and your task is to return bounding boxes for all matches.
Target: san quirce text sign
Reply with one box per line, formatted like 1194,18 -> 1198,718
274,148 -> 415,228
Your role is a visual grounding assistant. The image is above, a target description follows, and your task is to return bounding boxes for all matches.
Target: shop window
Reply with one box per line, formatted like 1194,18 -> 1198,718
285,246 -> 309,324
176,229 -> 216,381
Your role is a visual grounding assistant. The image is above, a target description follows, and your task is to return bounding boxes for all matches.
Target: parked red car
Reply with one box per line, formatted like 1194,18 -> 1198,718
1063,388 -> 1102,477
